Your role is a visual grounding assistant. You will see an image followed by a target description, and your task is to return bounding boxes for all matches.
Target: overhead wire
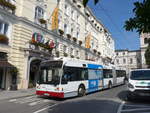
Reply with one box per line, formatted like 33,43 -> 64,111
94,4 -> 136,50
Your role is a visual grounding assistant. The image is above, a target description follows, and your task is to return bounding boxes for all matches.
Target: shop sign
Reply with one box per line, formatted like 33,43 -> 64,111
30,32 -> 55,50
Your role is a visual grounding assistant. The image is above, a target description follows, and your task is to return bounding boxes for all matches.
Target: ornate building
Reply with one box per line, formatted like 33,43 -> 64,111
140,33 -> 150,68
115,50 -> 142,76
0,0 -> 115,90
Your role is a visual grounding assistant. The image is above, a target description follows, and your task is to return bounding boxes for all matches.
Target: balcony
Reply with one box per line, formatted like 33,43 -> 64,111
0,0 -> 16,14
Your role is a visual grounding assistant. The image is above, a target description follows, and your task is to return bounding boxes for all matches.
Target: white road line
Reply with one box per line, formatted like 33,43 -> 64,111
122,108 -> 150,112
28,99 -> 52,106
19,98 -> 41,104
24,96 -> 37,99
117,101 -> 125,113
29,100 -> 41,106
9,99 -> 17,102
33,104 -> 58,113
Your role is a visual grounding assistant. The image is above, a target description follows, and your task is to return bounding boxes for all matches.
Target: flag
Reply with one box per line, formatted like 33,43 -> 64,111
51,7 -> 59,30
85,33 -> 91,48
49,40 -> 55,48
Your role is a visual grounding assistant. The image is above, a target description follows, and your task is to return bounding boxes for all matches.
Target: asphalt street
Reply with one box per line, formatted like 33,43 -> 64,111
0,85 -> 150,113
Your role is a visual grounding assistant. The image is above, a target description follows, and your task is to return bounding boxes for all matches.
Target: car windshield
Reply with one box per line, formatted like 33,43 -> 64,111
38,67 -> 62,85
130,70 -> 150,80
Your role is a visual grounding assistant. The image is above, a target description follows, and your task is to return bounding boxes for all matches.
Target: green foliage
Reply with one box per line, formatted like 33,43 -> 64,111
64,52 -> 68,57
0,0 -> 16,11
0,34 -> 8,44
145,44 -> 150,68
10,67 -> 18,75
71,55 -> 74,58
29,41 -> 53,52
124,0 -> 150,33
82,0 -> 99,7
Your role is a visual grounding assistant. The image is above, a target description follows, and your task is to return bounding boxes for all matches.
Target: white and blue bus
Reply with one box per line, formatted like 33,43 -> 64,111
36,58 -> 126,98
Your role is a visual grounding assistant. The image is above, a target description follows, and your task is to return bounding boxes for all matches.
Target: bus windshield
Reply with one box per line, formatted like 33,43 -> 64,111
39,68 -> 62,85
130,70 -> 150,80
38,61 -> 63,85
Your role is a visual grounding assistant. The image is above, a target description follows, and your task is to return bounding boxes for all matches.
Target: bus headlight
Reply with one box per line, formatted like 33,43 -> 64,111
128,83 -> 134,89
55,87 -> 63,91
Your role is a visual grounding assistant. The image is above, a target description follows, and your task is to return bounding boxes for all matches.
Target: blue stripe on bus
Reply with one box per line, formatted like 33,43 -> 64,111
87,64 -> 103,69
88,79 -> 99,92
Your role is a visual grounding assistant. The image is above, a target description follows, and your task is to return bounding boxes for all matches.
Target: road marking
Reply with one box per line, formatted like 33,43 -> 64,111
122,108 -> 150,112
9,99 -> 17,102
29,100 -> 41,106
33,104 -> 58,113
20,98 -> 41,104
117,101 -> 125,113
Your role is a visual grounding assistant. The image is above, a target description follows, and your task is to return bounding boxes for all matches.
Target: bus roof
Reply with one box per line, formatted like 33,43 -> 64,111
41,57 -> 103,69
131,69 -> 150,71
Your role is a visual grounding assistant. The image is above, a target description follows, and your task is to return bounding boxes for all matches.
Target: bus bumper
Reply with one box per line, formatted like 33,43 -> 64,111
36,90 -> 64,98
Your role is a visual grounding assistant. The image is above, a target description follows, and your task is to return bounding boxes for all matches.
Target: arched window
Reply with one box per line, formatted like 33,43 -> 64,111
116,59 -> 119,64
130,58 -> 133,64
35,6 -> 44,19
0,20 -> 9,36
123,59 -> 126,64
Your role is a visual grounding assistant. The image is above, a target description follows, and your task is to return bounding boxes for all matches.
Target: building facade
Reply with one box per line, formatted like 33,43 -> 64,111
115,50 -> 141,76
140,33 -> 150,68
0,0 -> 115,90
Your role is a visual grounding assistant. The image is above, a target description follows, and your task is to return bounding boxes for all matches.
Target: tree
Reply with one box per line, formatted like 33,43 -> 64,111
124,0 -> 150,33
82,0 -> 99,7
124,0 -> 150,68
145,39 -> 150,68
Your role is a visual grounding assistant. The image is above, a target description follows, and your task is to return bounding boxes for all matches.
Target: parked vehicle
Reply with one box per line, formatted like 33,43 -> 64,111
127,69 -> 150,100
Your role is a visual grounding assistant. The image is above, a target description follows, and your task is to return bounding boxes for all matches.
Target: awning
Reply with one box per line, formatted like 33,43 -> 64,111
0,61 -> 15,68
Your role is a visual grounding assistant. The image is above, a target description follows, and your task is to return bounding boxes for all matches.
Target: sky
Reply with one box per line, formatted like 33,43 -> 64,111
88,0 -> 143,50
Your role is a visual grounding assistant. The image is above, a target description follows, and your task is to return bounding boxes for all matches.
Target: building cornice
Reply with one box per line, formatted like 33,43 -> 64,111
0,7 -> 18,20
0,5 -> 100,58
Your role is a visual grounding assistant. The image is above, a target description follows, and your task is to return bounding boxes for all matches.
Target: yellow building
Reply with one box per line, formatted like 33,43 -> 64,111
0,0 -> 115,90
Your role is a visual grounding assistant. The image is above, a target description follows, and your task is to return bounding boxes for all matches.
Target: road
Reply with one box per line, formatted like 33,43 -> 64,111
0,85 -> 150,113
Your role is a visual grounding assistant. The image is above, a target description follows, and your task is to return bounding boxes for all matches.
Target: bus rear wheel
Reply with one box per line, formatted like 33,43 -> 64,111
78,86 -> 86,97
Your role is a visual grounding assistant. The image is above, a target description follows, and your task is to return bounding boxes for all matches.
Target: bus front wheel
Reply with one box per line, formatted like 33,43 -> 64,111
78,85 -> 86,97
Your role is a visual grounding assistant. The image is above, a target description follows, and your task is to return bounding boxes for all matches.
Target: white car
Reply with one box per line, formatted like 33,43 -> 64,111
127,69 -> 150,100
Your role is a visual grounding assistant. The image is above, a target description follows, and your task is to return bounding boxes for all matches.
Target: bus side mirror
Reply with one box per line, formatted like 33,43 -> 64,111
61,78 -> 68,84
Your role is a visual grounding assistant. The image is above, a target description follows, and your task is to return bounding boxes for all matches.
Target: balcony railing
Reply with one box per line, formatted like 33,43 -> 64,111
0,0 -> 16,14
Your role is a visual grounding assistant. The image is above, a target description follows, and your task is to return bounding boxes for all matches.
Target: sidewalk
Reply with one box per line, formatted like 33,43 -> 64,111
0,88 -> 36,100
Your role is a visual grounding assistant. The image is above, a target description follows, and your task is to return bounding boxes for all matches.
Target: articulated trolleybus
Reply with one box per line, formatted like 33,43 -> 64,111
36,58 -> 126,98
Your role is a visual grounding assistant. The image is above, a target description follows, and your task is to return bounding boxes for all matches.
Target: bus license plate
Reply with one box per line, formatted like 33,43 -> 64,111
44,93 -> 49,96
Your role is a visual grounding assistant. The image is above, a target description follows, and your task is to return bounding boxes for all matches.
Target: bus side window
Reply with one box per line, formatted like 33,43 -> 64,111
83,69 -> 88,80
109,74 -> 113,78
